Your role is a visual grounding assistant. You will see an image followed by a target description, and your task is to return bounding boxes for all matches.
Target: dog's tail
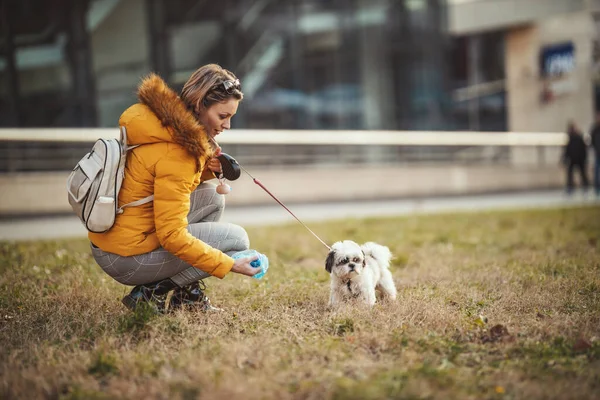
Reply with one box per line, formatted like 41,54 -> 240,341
361,242 -> 392,269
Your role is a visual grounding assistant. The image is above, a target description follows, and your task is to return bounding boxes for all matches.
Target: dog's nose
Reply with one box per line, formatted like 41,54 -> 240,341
349,263 -> 355,270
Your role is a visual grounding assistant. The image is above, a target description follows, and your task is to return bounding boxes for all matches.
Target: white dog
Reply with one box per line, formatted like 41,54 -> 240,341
325,240 -> 397,307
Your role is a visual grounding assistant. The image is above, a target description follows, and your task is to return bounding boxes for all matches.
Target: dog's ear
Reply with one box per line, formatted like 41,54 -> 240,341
325,251 -> 335,273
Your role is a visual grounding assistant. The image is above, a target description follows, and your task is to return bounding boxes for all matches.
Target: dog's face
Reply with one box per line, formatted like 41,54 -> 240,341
325,240 -> 366,279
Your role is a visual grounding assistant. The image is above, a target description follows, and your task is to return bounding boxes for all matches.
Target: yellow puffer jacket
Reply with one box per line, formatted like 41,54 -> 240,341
89,74 -> 234,278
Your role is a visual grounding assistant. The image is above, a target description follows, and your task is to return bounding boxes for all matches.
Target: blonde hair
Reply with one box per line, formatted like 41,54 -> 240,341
180,64 -> 243,113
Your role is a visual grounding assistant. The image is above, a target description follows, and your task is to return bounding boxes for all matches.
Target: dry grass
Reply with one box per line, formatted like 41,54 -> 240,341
1,206 -> 599,400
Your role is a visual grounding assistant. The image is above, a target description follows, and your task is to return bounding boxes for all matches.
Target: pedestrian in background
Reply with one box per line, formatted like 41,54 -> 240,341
562,120 -> 589,195
590,113 -> 600,196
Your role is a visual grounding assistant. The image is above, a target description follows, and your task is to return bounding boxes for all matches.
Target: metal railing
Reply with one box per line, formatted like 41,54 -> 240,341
0,128 -> 566,173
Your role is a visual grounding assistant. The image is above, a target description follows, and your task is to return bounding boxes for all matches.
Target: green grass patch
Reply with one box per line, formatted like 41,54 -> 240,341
1,206 -> 599,399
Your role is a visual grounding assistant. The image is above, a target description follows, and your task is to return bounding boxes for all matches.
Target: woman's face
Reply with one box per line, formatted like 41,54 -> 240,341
197,98 -> 240,139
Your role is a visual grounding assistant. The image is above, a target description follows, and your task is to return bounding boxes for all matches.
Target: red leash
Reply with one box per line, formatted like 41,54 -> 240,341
209,135 -> 331,251
240,166 -> 331,251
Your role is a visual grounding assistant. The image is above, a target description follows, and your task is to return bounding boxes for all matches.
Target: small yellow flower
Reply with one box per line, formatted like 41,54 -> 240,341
495,386 -> 505,394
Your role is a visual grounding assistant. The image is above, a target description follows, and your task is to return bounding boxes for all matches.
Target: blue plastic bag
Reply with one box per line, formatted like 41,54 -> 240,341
232,249 -> 269,280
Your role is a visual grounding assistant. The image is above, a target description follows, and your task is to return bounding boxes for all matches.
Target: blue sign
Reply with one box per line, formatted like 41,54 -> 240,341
540,42 -> 575,77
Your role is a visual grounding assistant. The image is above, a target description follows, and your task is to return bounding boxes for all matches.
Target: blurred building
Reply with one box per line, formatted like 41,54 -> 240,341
0,0 -> 598,132
448,0 -> 598,133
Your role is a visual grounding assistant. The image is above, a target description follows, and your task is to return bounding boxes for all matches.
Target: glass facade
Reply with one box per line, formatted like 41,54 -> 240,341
449,31 -> 507,131
1,0 -> 460,130
0,0 -> 98,127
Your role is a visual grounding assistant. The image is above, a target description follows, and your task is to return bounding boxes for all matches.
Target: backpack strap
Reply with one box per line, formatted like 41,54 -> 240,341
120,126 -> 140,153
117,195 -> 154,214
117,125 -> 153,214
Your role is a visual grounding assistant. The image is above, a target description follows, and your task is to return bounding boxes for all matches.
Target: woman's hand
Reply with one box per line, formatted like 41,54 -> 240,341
230,255 -> 261,277
207,146 -> 223,174
207,157 -> 222,174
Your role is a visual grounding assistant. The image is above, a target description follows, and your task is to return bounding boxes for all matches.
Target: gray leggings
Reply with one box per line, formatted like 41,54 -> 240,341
91,182 -> 250,287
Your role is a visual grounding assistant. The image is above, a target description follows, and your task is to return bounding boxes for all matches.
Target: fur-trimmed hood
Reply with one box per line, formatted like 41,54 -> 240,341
122,73 -> 214,162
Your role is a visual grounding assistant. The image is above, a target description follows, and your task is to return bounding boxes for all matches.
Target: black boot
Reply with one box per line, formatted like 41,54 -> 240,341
121,278 -> 178,313
169,281 -> 222,312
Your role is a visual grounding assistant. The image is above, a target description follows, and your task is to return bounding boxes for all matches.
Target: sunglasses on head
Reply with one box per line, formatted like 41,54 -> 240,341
221,79 -> 241,94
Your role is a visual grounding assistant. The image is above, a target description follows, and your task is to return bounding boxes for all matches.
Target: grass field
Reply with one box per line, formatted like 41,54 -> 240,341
1,206 -> 599,400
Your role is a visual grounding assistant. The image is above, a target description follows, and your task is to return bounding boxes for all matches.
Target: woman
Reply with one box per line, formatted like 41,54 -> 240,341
89,64 -> 264,313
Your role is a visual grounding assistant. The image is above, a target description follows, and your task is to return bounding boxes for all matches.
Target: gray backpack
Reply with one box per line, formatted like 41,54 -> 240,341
66,126 -> 153,233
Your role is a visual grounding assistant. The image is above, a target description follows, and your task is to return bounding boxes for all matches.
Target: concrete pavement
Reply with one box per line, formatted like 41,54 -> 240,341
0,190 -> 597,241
